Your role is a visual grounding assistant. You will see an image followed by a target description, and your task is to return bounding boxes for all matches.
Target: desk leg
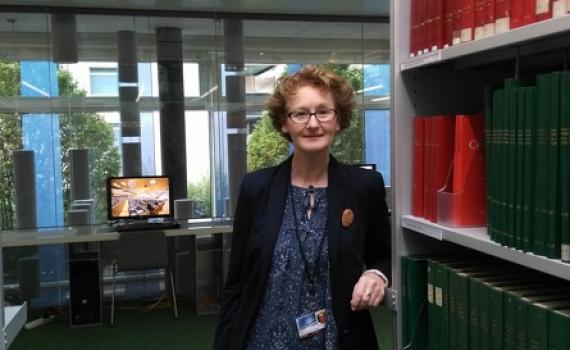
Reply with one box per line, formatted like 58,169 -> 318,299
193,233 -> 225,315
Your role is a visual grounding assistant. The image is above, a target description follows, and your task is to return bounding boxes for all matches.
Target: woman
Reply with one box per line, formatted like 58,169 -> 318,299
215,66 -> 391,349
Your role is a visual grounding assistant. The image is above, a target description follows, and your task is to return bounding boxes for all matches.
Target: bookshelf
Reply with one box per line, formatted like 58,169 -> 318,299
392,1 -> 570,349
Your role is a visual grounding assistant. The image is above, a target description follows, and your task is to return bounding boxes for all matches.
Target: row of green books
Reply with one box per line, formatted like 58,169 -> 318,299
402,255 -> 570,350
485,72 -> 570,261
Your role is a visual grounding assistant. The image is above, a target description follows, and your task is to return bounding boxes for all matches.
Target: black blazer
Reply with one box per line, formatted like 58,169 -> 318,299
214,155 -> 391,350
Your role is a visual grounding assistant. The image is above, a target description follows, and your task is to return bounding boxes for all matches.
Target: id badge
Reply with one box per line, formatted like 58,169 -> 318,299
295,309 -> 327,339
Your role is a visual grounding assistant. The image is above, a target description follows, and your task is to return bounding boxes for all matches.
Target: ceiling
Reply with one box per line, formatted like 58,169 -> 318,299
1,0 -> 390,17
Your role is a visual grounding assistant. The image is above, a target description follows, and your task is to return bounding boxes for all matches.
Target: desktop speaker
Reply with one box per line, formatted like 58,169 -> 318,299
70,149 -> 90,201
67,209 -> 90,226
69,253 -> 101,327
13,150 -> 37,229
174,199 -> 194,220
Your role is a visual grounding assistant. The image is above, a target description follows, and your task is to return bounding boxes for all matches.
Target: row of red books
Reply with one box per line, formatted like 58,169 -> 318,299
410,0 -> 570,57
412,115 -> 486,227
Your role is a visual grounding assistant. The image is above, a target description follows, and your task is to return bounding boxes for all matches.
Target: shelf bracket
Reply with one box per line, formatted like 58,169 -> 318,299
381,287 -> 398,312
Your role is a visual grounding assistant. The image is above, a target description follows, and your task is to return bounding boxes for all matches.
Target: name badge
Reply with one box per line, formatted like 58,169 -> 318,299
295,309 -> 327,339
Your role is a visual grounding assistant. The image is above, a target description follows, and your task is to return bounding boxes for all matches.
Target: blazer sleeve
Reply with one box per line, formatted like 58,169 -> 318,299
364,171 -> 392,282
214,175 -> 254,349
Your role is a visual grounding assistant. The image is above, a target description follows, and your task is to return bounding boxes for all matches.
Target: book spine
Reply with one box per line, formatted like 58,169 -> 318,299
548,309 -> 570,350
488,286 -> 504,350
522,87 -> 537,252
552,0 -> 567,17
402,256 -> 410,346
533,74 -> 549,256
535,0 -> 553,20
545,72 -> 561,259
510,0 -> 525,28
561,72 -> 570,262
484,0 -> 496,37
495,0 -> 511,33
413,117 -> 425,217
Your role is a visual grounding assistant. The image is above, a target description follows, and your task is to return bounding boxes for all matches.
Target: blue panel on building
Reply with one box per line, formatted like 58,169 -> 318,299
21,61 -> 65,306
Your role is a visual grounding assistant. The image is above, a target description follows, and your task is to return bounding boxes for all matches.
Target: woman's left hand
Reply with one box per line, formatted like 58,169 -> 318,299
350,272 -> 386,311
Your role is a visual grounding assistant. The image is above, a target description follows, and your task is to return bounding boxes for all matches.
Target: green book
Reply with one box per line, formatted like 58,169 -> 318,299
403,256 -> 428,350
522,86 -> 537,252
427,260 -> 436,350
401,256 -> 409,347
515,293 -> 570,350
560,71 -> 570,262
527,298 -> 570,350
479,277 -> 542,350
514,86 -> 526,249
485,85 -> 495,244
504,284 -> 570,350
545,71 -> 561,259
533,73 -> 550,256
548,308 -> 570,350
505,82 -> 519,248
489,280 -> 569,350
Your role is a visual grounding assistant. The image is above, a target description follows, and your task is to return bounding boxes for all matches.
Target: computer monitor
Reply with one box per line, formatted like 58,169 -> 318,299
106,176 -> 173,220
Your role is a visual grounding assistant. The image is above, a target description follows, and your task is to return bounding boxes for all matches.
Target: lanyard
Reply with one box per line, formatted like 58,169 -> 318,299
289,185 -> 326,297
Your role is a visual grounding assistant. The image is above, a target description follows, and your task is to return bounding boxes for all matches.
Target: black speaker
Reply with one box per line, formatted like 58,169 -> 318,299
69,251 -> 101,326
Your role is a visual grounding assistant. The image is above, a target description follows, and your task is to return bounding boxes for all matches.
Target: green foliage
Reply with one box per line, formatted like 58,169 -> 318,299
187,176 -> 211,217
0,63 -> 120,228
247,112 -> 290,172
58,68 -> 121,222
0,62 -> 22,229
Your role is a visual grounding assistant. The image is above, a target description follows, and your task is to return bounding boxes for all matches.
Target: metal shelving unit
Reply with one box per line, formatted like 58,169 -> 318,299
391,1 -> 570,349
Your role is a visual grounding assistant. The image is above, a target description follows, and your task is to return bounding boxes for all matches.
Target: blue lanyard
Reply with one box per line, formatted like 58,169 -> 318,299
289,185 -> 326,297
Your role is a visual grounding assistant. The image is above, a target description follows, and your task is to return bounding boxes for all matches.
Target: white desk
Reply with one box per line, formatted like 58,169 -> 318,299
1,219 -> 233,318
1,219 -> 233,247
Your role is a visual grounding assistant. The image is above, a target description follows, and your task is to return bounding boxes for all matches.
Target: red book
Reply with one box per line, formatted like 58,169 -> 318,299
474,0 -> 487,39
453,0 -> 463,45
451,114 -> 487,226
484,0 -> 496,37
433,0 -> 445,49
495,0 -> 511,33
425,0 -> 435,51
522,0 -> 537,25
423,117 -> 433,219
412,117 -> 425,217
511,0 -> 525,28
430,115 -> 455,222
552,0 -> 567,17
461,0 -> 476,42
535,0 -> 553,21
417,0 -> 427,54
410,0 -> 420,56
445,0 -> 456,46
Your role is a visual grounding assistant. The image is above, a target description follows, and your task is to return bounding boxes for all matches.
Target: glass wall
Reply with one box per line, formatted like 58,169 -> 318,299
0,10 -> 390,312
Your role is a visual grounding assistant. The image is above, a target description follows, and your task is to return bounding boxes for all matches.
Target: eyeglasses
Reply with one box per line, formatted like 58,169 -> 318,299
286,108 -> 337,124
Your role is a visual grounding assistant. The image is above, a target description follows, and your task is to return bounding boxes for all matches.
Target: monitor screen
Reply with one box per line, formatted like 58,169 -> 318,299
107,176 -> 173,220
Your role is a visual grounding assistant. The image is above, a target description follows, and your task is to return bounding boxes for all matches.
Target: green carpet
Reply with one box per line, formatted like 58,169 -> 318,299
11,301 -> 393,349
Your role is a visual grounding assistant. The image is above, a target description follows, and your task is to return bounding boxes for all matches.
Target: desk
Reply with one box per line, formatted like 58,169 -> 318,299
1,219 -> 233,320
2,219 -> 233,247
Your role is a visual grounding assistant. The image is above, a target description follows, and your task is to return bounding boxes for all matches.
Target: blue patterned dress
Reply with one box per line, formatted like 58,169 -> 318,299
246,185 -> 339,349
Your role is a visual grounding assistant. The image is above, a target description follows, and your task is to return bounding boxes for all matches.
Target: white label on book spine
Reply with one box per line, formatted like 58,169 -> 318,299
495,18 -> 510,33
428,283 -> 434,303
562,244 -> 570,262
536,0 -> 549,14
474,27 -> 485,40
553,0 -> 566,16
435,287 -> 443,307
484,23 -> 495,38
461,28 -> 473,42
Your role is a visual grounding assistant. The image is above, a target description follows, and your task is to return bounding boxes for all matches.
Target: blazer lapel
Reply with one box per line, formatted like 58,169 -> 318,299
327,156 -> 346,295
259,156 -> 291,279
